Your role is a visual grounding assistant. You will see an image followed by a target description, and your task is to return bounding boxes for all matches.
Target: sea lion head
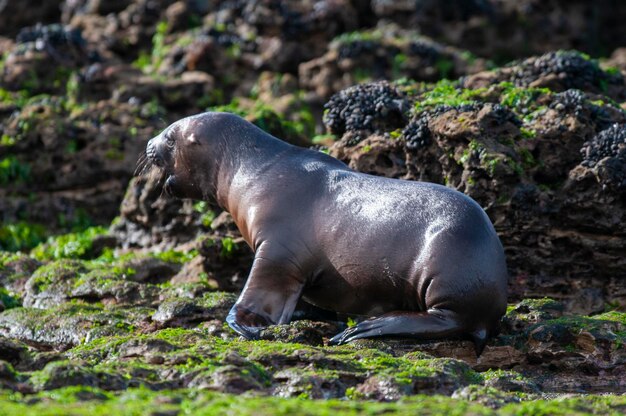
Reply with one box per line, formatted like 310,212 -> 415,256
139,112 -> 231,201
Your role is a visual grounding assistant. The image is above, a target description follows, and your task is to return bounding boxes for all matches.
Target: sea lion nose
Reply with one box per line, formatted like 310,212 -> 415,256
146,138 -> 164,167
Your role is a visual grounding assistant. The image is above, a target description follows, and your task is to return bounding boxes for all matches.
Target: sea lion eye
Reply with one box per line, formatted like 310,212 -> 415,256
165,133 -> 175,147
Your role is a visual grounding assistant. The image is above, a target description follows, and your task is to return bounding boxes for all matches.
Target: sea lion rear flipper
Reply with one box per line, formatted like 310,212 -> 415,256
328,309 -> 488,356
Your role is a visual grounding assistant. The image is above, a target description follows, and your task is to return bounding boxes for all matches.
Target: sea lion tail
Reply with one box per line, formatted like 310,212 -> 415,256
470,326 -> 488,357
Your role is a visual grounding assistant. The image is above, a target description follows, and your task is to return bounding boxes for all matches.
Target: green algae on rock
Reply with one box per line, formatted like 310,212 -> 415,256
29,360 -> 127,392
152,292 -> 237,327
1,386 -> 626,415
61,328 -> 486,399
1,2 -> 626,414
0,302 -> 146,350
31,226 -> 110,261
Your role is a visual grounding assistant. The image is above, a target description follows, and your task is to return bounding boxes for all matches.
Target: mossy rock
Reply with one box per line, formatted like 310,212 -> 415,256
152,291 -> 236,326
1,387 -> 626,415
0,302 -> 146,350
24,260 -> 87,308
29,361 -> 127,392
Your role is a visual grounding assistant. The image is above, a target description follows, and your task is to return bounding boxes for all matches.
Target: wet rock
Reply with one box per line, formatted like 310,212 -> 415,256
259,320 -> 341,346
23,259 -> 161,308
1,24 -> 97,94
191,0 -> 359,74
464,51 -> 625,100
169,255 -> 217,288
356,357 -> 479,398
62,0 -> 133,23
187,364 -> 268,393
0,255 -> 41,298
604,47 -> 626,72
323,81 -> 409,143
272,368 -> 348,399
29,361 -> 127,391
157,32 -> 245,88
372,1 -> 626,64
23,260 -> 87,308
0,1 -> 63,38
109,173 -> 245,250
0,359 -> 24,392
0,360 -> 17,382
481,369 -> 541,394
385,339 -> 524,372
16,350 -> 65,373
0,98 -> 155,229
200,319 -> 230,338
152,292 -> 236,327
299,24 -> 487,99
0,303 -> 146,350
579,123 -> 626,190
354,375 -> 412,401
110,175 -> 197,248
452,385 -> 522,408
71,269 -> 161,307
329,135 -> 407,178
247,345 -> 351,374
111,71 -> 216,113
534,370 -> 626,394
525,311 -> 626,372
117,338 -> 177,359
196,236 -> 253,292
122,257 -> 180,284
0,337 -> 29,366
502,298 -> 565,334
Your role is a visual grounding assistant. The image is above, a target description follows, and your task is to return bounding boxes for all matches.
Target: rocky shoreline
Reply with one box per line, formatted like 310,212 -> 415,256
1,1 -> 625,414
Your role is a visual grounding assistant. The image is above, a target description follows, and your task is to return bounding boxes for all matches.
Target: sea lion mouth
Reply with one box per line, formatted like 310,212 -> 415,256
163,174 -> 177,196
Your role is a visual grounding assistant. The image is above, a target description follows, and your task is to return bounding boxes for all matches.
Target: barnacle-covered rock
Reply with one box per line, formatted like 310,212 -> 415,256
581,123 -> 626,168
578,123 -> 626,190
299,25 -> 487,99
323,81 -> 409,143
465,51 -> 626,100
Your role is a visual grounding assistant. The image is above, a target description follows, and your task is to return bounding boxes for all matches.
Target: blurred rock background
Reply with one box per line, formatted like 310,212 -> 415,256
0,1 -> 625,412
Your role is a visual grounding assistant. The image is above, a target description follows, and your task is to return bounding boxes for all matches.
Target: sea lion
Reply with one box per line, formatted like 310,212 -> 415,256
140,111 -> 508,355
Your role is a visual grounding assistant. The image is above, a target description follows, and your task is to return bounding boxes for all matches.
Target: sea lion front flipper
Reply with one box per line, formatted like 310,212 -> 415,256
226,242 -> 307,339
328,309 -> 487,356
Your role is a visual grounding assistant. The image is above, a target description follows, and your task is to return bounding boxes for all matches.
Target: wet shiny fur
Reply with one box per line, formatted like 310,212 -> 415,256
142,112 -> 508,355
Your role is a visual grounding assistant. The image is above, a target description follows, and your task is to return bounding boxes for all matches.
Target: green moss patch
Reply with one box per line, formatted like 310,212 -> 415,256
31,227 -> 108,261
0,222 -> 48,252
1,387 -> 626,415
0,302 -> 144,349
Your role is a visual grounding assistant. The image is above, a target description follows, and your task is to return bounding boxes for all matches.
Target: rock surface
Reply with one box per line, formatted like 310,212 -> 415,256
1,1 -> 626,414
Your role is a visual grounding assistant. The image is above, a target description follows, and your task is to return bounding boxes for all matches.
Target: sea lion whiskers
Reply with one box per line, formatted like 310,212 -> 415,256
134,150 -> 149,176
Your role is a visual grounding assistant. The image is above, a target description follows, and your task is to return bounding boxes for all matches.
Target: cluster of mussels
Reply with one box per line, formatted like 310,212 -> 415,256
401,103 -> 477,150
407,38 -> 444,64
403,102 -> 521,150
581,124 -> 626,170
13,23 -> 98,62
323,81 -> 410,144
336,38 -> 383,60
549,89 -> 615,130
508,50 -> 624,91
579,123 -> 626,190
